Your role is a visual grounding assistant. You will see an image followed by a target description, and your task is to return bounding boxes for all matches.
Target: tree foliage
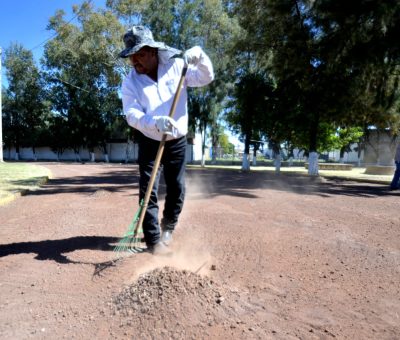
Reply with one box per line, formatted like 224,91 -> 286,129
233,0 -> 400,155
42,2 -> 125,158
2,0 -> 400,166
2,43 -> 49,157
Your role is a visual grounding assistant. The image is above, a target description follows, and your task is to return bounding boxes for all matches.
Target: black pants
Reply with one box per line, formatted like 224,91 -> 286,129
390,161 -> 400,189
138,133 -> 186,246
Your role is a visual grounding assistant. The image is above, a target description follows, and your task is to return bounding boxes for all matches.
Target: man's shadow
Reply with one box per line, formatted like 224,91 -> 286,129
0,236 -> 142,277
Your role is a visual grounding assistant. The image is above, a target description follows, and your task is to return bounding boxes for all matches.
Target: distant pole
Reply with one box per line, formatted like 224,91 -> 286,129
0,46 -> 3,162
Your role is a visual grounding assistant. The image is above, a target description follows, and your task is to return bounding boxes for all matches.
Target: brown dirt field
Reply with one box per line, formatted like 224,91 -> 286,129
0,163 -> 399,340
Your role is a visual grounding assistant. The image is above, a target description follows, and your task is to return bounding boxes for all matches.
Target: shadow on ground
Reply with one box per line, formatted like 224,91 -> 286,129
18,165 -> 399,200
0,236 -> 119,264
185,168 -> 399,199
23,169 -> 140,196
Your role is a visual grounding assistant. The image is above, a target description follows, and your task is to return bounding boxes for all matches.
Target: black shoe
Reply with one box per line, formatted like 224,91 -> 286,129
147,242 -> 173,256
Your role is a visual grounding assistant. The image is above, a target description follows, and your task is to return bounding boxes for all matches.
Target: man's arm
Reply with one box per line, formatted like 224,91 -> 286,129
122,80 -> 179,137
184,46 -> 214,88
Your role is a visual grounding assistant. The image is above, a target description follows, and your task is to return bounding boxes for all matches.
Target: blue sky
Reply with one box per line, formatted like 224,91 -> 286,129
0,0 -> 106,87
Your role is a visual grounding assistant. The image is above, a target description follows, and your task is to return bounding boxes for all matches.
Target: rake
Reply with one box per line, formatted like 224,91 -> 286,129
114,64 -> 188,256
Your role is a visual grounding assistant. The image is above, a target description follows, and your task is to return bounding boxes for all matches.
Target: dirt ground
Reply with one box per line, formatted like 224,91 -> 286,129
0,163 -> 399,340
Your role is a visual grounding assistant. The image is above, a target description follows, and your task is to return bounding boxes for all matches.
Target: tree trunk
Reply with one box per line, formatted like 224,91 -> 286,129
242,153 -> 250,171
32,146 -> 37,161
201,127 -> 207,168
125,140 -> 133,163
15,145 -> 20,161
102,144 -> 109,163
211,147 -> 217,164
271,143 -> 281,173
274,154 -> 281,173
75,152 -> 81,162
357,141 -> 363,167
252,148 -> 257,166
308,152 -> 319,176
308,115 -> 319,176
201,154 -> 206,167
339,147 -> 346,163
288,146 -> 294,167
73,147 -> 81,162
242,134 -> 251,171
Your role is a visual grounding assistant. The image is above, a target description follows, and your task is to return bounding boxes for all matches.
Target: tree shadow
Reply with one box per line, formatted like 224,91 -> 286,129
22,169 -> 141,196
185,168 -> 398,199
15,164 -> 398,200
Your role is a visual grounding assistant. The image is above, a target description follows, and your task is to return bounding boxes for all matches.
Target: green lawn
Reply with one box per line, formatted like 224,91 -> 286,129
0,162 -> 51,205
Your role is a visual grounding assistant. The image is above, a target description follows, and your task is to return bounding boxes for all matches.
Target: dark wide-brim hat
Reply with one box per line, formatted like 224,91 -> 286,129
118,26 -> 181,59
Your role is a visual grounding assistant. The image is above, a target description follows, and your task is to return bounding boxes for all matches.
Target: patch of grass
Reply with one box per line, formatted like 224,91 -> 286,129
0,162 -> 51,205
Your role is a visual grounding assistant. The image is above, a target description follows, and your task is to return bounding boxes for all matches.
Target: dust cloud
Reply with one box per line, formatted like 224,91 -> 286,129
131,238 -> 212,282
129,171 -> 215,281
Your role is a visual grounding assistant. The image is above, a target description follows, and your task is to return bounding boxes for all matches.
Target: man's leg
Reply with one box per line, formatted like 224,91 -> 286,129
390,161 -> 400,189
161,136 -> 187,232
138,134 -> 162,247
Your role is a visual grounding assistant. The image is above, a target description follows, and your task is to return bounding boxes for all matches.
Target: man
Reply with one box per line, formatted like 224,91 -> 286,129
119,26 -> 214,254
390,142 -> 400,190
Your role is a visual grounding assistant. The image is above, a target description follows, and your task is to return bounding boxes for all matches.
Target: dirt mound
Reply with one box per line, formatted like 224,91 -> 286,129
112,266 -> 256,339
114,267 -> 224,313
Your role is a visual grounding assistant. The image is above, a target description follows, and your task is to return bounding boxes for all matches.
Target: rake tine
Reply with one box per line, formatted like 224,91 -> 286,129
114,201 -> 145,256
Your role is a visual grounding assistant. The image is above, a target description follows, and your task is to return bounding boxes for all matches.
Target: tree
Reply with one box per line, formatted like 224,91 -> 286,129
218,131 -> 232,155
313,0 -> 400,132
227,72 -> 269,170
43,2 -> 124,161
327,127 -> 364,163
234,0 -> 400,175
2,43 -> 49,160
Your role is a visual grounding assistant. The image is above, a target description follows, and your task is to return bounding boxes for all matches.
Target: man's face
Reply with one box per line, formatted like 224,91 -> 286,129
129,46 -> 158,75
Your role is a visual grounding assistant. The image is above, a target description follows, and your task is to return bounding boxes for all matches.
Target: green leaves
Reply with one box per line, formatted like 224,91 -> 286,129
3,43 -> 49,151
232,0 -> 400,154
42,2 -> 125,154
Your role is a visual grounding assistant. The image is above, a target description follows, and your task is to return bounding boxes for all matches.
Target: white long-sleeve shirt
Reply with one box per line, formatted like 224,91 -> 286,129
121,47 -> 214,141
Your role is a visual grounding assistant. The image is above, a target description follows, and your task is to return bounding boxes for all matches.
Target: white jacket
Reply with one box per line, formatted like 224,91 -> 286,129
121,47 -> 214,141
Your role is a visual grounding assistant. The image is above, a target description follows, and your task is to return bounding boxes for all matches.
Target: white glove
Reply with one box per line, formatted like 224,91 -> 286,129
154,116 -> 178,137
183,46 -> 203,66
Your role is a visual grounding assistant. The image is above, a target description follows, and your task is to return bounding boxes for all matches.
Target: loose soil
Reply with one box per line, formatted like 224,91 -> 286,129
0,163 -> 399,339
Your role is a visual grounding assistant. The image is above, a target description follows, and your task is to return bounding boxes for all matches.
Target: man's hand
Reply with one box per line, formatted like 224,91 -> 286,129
183,46 -> 203,66
154,116 -> 178,137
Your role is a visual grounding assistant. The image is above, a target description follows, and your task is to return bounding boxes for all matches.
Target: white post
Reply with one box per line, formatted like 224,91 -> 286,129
0,46 -> 3,162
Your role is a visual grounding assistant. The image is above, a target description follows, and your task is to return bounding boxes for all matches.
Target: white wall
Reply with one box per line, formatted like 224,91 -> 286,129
4,141 -> 198,163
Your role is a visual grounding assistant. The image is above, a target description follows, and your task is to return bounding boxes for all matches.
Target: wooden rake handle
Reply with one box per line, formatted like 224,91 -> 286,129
134,65 -> 188,237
